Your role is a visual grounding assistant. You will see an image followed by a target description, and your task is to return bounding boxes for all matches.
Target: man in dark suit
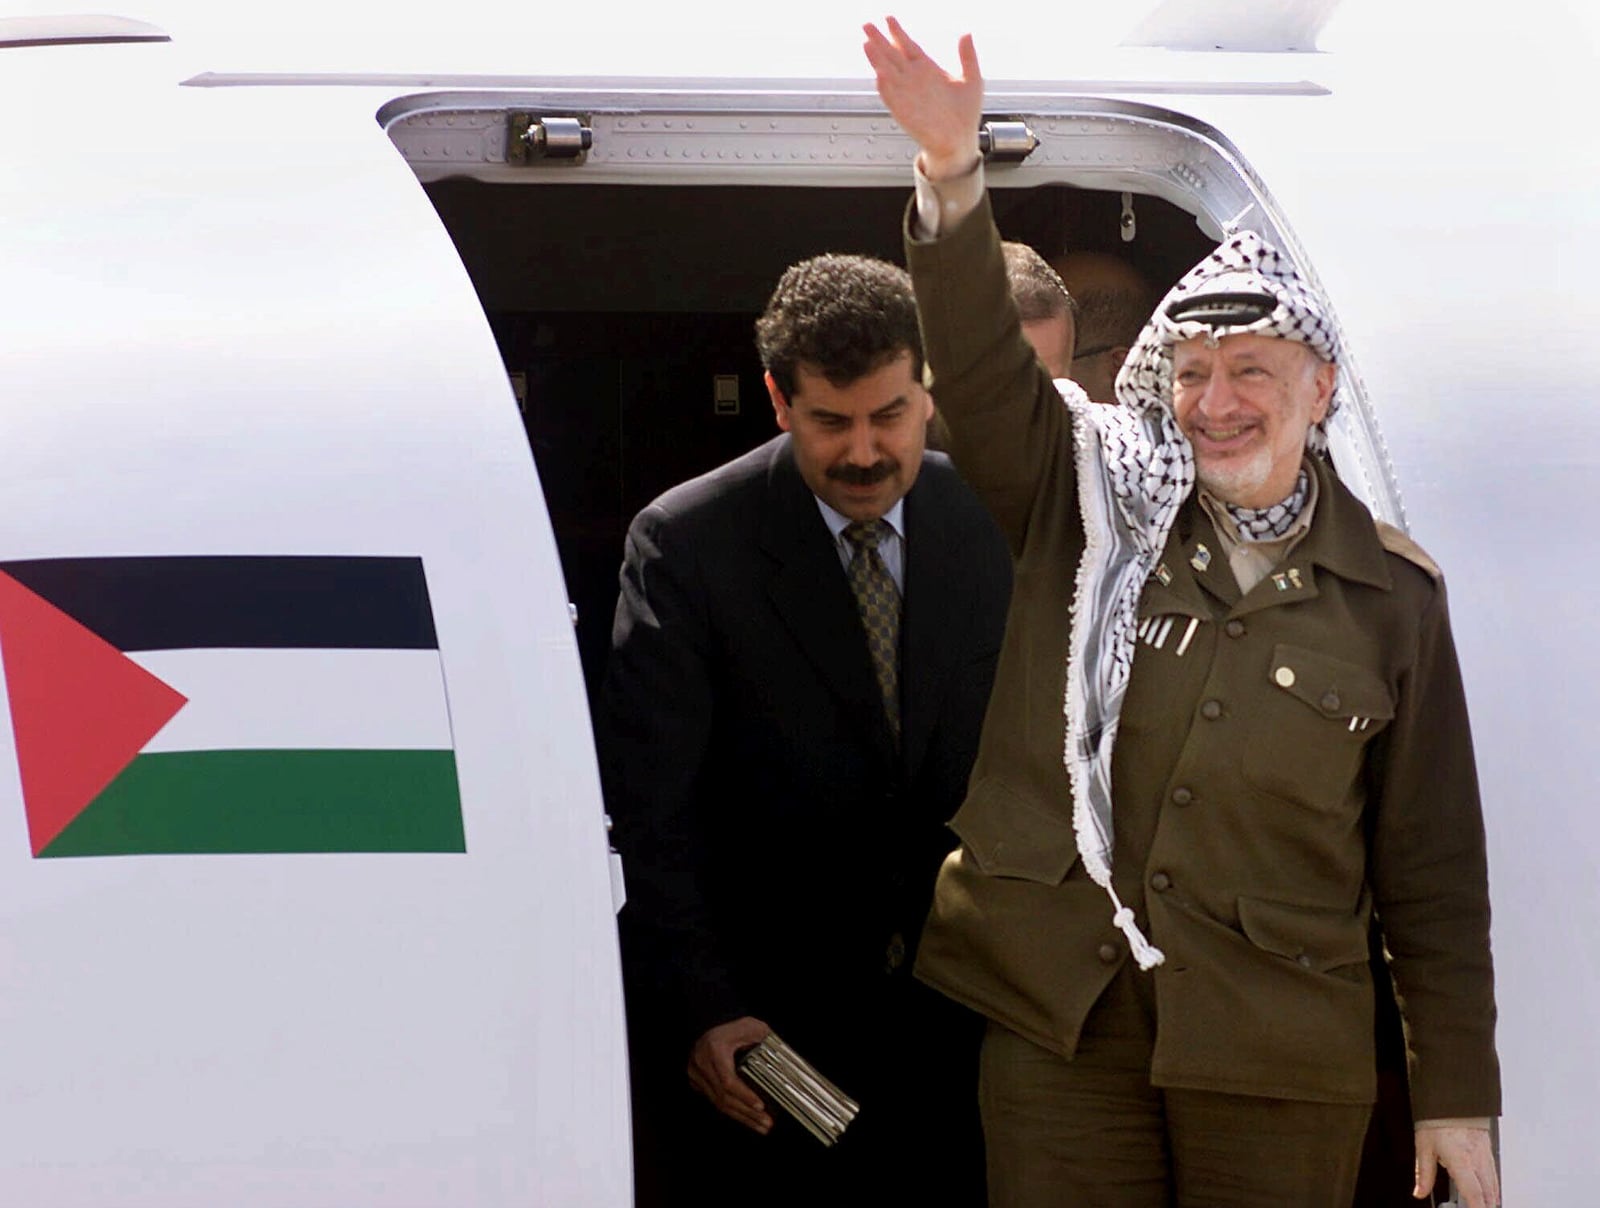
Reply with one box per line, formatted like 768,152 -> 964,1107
598,253 -> 1010,1206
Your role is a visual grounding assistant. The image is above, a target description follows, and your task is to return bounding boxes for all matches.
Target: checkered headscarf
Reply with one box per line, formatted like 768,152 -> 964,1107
1117,229 -> 1341,447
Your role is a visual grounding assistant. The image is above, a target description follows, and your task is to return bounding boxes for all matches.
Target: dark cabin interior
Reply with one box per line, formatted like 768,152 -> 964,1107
422,179 -> 1211,704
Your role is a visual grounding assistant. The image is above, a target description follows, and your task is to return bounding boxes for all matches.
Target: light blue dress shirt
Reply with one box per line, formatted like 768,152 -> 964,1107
814,496 -> 906,594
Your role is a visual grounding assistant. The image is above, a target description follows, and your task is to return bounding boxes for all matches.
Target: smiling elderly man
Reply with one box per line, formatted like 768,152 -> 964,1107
864,19 -> 1501,1208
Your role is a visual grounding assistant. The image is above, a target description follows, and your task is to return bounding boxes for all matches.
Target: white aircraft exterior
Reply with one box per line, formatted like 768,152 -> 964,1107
0,2 -> 1594,1203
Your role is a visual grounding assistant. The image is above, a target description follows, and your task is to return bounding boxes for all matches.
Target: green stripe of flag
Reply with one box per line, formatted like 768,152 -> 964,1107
41,750 -> 465,857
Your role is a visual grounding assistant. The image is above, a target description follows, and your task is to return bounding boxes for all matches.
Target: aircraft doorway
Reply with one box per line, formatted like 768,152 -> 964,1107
394,103 -> 1430,1196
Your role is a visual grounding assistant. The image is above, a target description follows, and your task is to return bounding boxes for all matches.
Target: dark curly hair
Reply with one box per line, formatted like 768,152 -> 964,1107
755,254 -> 923,401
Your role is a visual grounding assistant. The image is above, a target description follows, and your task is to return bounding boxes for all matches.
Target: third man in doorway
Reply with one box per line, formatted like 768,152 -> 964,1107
1053,249 -> 1154,404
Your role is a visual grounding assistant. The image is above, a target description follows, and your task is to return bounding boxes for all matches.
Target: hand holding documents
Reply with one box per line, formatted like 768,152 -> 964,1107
736,1033 -> 860,1146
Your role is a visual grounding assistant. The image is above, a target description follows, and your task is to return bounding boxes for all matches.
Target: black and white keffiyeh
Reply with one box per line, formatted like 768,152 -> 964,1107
1059,230 -> 1339,971
1058,377 -> 1188,969
1228,469 -> 1311,541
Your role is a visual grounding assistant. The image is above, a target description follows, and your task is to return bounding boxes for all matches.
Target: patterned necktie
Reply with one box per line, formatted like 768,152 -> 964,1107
843,519 -> 901,741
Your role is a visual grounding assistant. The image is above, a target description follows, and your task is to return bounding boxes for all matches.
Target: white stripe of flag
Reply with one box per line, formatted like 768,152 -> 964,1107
128,648 -> 454,753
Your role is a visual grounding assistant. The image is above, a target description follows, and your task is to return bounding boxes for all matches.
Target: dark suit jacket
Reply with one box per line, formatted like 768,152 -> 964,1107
601,432 -> 1009,1048
597,434 -> 1009,1200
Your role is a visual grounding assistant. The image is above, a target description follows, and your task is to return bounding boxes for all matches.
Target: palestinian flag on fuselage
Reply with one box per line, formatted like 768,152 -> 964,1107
0,556 -> 464,858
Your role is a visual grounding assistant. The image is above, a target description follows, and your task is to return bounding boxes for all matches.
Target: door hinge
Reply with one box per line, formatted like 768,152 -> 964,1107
507,114 -> 594,165
979,120 -> 1038,163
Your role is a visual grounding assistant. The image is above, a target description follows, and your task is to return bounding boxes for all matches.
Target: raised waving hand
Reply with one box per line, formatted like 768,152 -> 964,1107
862,17 -> 984,179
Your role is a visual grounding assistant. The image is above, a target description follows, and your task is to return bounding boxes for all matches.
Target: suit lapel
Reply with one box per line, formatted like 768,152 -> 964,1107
899,474 -> 969,779
758,440 -> 897,762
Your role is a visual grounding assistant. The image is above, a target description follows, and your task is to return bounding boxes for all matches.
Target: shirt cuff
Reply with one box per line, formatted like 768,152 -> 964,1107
911,153 -> 986,240
1414,1117 -> 1493,1131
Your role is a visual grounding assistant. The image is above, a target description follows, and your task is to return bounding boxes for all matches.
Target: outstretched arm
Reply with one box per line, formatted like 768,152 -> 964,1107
867,18 -> 1073,549
864,20 -> 1075,547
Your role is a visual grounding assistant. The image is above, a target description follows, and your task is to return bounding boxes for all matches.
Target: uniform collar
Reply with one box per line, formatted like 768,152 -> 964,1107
1145,456 -> 1392,617
1291,455 -> 1393,591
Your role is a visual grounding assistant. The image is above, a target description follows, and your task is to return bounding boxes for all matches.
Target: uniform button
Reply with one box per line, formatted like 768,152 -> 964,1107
1097,943 -> 1120,964
1171,786 -> 1194,806
1150,872 -> 1171,892
1200,699 -> 1223,720
1225,619 -> 1246,639
1274,665 -> 1296,688
1321,690 -> 1341,712
1296,953 -> 1314,969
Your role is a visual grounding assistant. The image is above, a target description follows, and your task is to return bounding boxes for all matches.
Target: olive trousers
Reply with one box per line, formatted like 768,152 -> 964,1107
978,966 -> 1372,1208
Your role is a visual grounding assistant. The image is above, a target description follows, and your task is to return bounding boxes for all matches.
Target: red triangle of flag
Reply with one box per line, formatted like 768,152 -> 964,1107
0,571 -> 188,855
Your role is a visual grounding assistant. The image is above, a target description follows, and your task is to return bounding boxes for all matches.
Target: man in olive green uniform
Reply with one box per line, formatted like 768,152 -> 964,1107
864,20 -> 1501,1208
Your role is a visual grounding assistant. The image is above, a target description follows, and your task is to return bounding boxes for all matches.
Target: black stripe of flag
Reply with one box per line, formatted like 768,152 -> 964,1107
0,556 -> 438,651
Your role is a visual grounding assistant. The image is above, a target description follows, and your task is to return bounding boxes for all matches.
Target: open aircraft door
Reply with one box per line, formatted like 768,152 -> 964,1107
0,24 -> 629,1207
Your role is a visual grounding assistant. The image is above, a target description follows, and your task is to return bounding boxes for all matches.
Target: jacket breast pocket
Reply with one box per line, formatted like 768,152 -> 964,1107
949,777 -> 1080,885
1237,895 -> 1370,975
1242,643 -> 1395,812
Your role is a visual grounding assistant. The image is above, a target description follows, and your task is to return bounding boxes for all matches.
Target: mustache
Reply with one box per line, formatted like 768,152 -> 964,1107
827,460 -> 896,486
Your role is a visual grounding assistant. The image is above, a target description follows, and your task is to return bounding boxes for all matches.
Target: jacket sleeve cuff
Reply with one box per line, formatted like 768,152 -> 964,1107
911,154 -> 986,240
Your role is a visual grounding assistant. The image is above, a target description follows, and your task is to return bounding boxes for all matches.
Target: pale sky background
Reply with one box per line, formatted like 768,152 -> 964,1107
7,0 -> 1592,81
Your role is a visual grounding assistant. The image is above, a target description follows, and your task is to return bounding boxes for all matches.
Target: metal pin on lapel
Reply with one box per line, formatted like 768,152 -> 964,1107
1287,567 -> 1304,589
1190,545 -> 1211,573
1271,572 -> 1290,592
1155,563 -> 1173,586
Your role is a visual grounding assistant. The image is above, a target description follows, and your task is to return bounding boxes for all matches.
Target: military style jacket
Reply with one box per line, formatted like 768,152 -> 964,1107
905,195 -> 1500,1119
